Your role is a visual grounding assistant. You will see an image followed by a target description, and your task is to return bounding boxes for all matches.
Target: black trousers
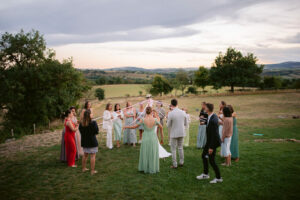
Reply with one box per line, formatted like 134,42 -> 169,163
202,147 -> 221,179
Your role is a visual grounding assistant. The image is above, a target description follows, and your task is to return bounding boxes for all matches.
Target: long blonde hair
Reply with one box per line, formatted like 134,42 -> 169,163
82,109 -> 91,127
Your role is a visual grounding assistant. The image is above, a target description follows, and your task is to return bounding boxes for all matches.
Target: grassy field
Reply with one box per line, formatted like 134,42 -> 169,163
86,84 -> 258,99
0,92 -> 300,199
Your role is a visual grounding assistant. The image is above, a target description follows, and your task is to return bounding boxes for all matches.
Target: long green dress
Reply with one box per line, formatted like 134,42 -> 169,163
138,119 -> 159,174
230,117 -> 239,159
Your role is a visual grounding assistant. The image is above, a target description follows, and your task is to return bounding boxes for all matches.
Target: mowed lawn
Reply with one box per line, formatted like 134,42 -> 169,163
0,93 -> 300,200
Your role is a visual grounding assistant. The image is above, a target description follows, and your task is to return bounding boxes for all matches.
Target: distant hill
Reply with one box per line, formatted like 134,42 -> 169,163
103,66 -> 198,73
79,61 -> 300,81
262,61 -> 300,79
264,61 -> 300,70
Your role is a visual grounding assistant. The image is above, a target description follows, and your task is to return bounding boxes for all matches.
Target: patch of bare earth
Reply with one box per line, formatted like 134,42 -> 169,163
254,138 -> 300,143
0,130 -> 62,159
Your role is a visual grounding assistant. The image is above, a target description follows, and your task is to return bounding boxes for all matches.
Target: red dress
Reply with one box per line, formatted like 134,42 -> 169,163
64,119 -> 77,166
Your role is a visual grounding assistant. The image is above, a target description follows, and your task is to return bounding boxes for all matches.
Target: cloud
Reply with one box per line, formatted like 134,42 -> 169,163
45,26 -> 199,45
281,33 -> 300,44
0,0 -> 271,45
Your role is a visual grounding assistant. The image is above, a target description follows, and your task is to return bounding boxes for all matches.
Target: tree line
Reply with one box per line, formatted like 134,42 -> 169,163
148,48 -> 300,96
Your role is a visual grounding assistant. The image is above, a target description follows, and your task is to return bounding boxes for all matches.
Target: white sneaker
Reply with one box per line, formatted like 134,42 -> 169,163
196,174 -> 210,180
210,178 -> 223,184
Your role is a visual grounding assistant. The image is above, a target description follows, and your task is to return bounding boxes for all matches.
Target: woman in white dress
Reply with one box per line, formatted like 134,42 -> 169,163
183,108 -> 191,147
153,109 -> 171,158
103,103 -> 114,149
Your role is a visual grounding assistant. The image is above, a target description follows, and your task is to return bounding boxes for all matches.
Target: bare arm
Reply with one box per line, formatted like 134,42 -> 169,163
67,121 -> 77,132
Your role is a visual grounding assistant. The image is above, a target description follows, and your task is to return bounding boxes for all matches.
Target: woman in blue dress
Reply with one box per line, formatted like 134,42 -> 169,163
123,101 -> 137,147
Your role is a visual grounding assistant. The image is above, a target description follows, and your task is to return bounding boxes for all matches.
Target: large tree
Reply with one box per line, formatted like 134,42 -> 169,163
210,47 -> 263,92
0,30 -> 89,133
194,66 -> 209,91
150,75 -> 173,96
176,69 -> 190,95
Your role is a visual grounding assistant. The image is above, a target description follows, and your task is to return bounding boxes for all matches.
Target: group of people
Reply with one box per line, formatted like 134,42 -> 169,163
101,96 -> 175,149
59,96 -> 239,183
60,101 -> 99,175
196,101 -> 239,183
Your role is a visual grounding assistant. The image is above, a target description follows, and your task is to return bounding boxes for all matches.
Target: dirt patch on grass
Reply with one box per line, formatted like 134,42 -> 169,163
0,130 -> 62,158
254,138 -> 300,143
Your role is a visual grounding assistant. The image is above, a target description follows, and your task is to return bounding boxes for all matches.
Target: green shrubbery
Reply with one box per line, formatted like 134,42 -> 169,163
0,30 -> 89,136
95,88 -> 105,100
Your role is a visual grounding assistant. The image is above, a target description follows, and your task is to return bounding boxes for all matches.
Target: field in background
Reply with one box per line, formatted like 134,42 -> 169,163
90,92 -> 300,120
86,84 -> 258,99
0,92 -> 300,199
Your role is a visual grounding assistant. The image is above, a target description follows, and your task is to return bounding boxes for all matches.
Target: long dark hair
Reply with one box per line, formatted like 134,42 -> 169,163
82,110 -> 91,127
84,101 -> 90,109
114,103 -> 121,112
61,109 -> 71,120
227,105 -> 234,113
223,106 -> 232,117
106,103 -> 112,110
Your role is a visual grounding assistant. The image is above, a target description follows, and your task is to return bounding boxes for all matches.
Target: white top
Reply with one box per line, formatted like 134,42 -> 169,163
207,113 -> 213,125
185,114 -> 191,128
103,110 -> 113,129
113,110 -> 124,122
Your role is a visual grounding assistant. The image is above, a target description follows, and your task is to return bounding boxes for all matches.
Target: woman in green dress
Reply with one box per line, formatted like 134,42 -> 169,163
124,106 -> 161,174
113,104 -> 124,148
228,105 -> 239,162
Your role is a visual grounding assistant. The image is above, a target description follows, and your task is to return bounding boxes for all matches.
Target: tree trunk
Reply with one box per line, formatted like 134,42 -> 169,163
231,85 -> 234,92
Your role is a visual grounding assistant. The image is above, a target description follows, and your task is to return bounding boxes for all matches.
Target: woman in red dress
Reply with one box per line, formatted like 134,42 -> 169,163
64,109 -> 78,167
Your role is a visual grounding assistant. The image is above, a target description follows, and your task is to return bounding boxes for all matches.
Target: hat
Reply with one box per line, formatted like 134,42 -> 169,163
146,94 -> 152,98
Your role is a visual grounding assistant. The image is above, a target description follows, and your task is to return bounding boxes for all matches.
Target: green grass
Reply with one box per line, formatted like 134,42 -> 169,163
90,84 -> 148,99
1,92 -> 300,199
1,119 -> 300,200
87,84 -> 258,99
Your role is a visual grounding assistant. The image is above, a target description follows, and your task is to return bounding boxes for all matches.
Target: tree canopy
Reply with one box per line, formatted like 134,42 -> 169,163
194,66 -> 209,91
0,30 -> 89,134
175,69 -> 189,95
210,47 -> 264,92
149,75 -> 173,96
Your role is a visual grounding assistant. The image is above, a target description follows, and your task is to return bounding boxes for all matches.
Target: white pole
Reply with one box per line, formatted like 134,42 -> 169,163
11,129 -> 14,137
33,123 -> 36,134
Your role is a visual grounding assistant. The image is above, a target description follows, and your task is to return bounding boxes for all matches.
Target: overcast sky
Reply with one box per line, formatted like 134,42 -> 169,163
0,0 -> 299,69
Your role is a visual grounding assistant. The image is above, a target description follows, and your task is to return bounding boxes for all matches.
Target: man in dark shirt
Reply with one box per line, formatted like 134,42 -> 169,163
196,103 -> 222,184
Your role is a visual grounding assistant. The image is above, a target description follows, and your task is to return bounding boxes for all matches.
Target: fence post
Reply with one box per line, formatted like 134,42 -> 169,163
11,129 -> 14,137
33,123 -> 36,134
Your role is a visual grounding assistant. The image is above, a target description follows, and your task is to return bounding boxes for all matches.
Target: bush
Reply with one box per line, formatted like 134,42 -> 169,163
0,30 -> 89,136
95,88 -> 105,100
261,76 -> 282,89
139,91 -> 143,96
187,86 -> 198,94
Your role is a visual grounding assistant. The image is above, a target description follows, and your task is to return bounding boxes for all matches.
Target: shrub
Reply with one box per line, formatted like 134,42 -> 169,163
187,86 -> 198,94
95,88 -> 105,100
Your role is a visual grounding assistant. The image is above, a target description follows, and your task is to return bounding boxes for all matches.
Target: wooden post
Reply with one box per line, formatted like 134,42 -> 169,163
11,129 -> 14,137
33,123 -> 36,134
48,120 -> 50,129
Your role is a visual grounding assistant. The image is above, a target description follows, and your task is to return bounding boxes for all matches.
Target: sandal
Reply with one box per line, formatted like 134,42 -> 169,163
82,168 -> 89,172
91,170 -> 98,175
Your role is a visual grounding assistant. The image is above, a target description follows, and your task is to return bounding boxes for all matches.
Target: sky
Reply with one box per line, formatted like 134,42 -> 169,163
0,0 -> 299,69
